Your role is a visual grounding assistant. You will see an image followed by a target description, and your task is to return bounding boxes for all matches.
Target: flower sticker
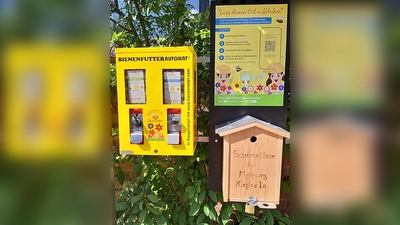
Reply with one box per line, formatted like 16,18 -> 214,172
148,123 -> 154,129
155,124 -> 163,131
254,91 -> 258,94
279,85 -> 284,91
257,84 -> 263,91
233,82 -> 241,92
242,87 -> 247,92
150,130 -> 155,135
271,84 -> 278,90
220,85 -> 226,91
227,86 -> 232,90
245,91 -> 249,94
247,86 -> 254,92
217,91 -> 221,94
264,86 -> 270,92
216,83 -> 221,88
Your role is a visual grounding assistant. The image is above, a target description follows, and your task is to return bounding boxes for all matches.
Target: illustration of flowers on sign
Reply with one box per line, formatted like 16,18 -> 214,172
233,81 -> 241,93
155,124 -> 163,132
146,110 -> 164,141
264,62 -> 285,95
214,63 -> 284,98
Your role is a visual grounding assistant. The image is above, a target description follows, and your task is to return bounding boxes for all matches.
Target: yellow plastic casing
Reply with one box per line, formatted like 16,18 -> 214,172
115,46 -> 197,156
3,44 -> 105,160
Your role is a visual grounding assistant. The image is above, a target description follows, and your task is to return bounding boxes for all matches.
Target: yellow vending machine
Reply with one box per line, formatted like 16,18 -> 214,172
115,47 -> 197,156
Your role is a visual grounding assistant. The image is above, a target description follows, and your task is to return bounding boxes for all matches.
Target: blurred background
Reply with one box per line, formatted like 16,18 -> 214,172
0,0 -> 110,225
293,0 -> 400,224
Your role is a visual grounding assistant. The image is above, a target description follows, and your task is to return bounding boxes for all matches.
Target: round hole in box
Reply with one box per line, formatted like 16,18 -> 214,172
263,203 -> 269,207
250,136 -> 257,143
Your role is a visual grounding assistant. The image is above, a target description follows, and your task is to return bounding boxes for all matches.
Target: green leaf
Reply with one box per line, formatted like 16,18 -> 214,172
147,205 -> 162,215
198,189 -> 206,202
195,184 -> 201,193
189,190 -> 197,199
139,208 -> 147,222
236,211 -> 244,221
132,204 -> 141,214
234,203 -> 243,212
227,204 -> 233,215
116,202 -> 128,211
178,15 -> 185,27
240,217 -> 253,225
208,191 -> 217,202
134,162 -> 142,176
154,200 -> 166,208
258,220 -> 266,225
260,213 -> 267,223
279,217 -> 290,225
147,194 -> 160,203
196,212 -> 206,224
270,210 -> 282,218
183,191 -> 189,202
130,194 -> 142,204
220,205 -> 230,225
203,204 -> 210,217
265,210 -> 274,225
189,202 -> 201,216
117,169 -> 125,185
186,186 -> 195,193
178,210 -> 186,225
144,216 -> 154,225
208,207 -> 217,221
188,216 -> 195,224
172,212 -> 178,223
154,214 -> 167,225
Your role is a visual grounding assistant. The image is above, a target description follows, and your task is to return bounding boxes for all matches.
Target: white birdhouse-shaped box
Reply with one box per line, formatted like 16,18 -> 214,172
216,115 -> 290,209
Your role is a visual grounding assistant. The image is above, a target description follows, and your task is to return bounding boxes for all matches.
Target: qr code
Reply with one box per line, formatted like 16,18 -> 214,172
265,41 -> 276,52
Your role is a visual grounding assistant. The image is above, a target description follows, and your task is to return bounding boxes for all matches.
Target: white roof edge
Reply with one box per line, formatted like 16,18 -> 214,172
215,115 -> 289,135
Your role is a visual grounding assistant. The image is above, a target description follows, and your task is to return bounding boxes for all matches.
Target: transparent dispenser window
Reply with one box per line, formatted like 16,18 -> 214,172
167,108 -> 181,145
125,69 -> 146,104
163,69 -> 184,104
129,108 -> 144,144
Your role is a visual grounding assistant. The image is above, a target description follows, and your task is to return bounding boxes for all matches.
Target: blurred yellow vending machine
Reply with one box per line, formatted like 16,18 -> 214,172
115,47 -> 197,156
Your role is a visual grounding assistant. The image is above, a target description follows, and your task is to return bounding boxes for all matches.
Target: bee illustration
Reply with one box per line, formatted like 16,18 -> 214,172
235,65 -> 242,72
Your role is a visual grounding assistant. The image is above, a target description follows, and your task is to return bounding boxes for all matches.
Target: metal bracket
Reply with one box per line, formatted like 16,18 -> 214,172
245,196 -> 277,209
